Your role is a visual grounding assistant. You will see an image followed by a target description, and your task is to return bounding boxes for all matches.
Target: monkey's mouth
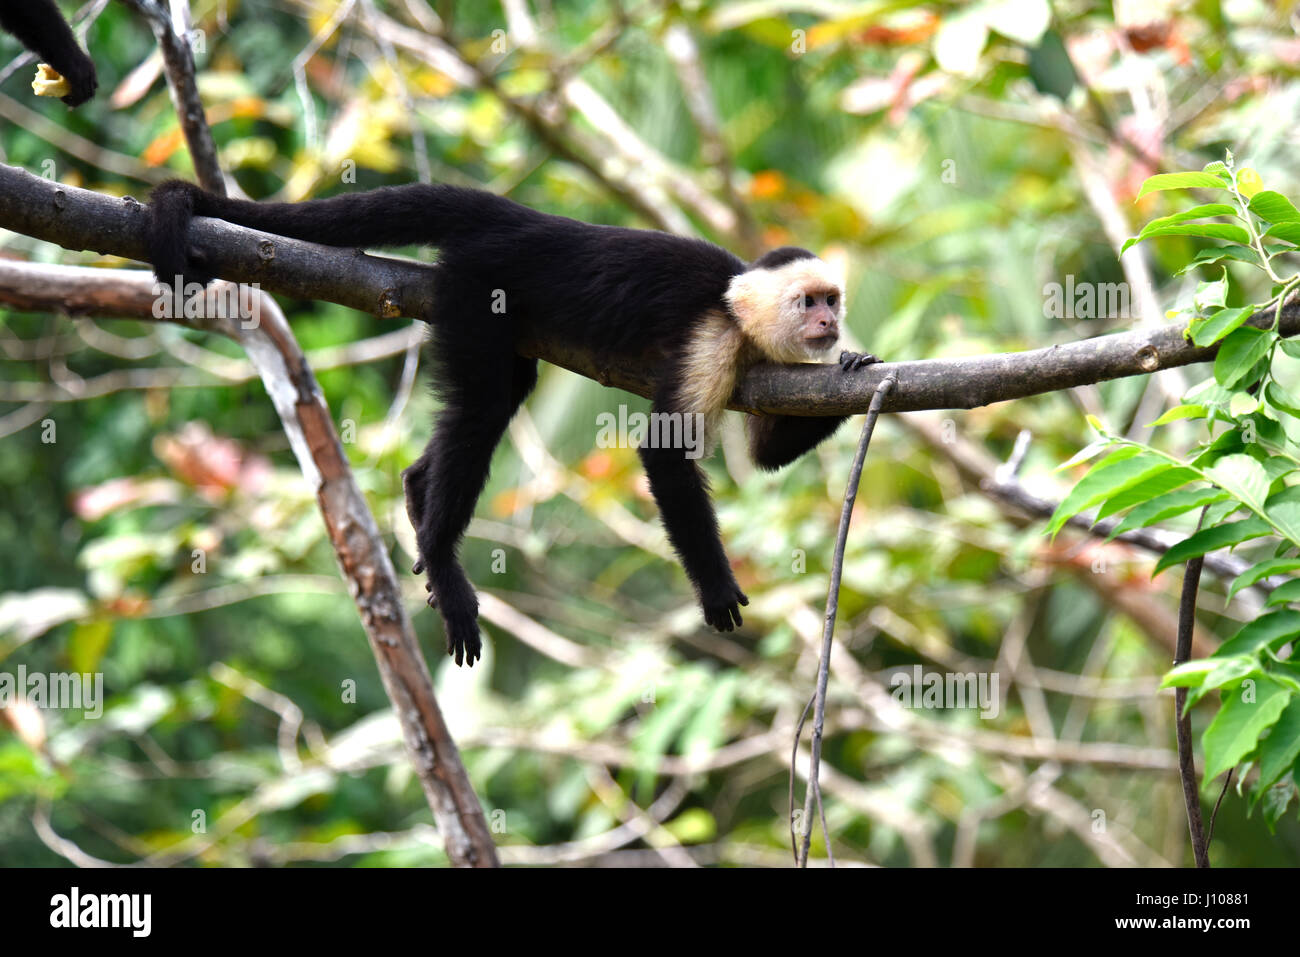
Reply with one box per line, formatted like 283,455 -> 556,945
803,333 -> 839,351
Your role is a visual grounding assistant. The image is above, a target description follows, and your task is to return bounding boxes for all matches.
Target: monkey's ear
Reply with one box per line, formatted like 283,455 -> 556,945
746,413 -> 849,470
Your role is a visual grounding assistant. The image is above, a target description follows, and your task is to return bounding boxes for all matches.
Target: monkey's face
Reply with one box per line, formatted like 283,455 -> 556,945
725,255 -> 845,363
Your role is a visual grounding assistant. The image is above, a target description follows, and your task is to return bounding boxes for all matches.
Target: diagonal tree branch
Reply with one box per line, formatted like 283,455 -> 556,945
0,255 -> 499,867
3,162 -> 1299,418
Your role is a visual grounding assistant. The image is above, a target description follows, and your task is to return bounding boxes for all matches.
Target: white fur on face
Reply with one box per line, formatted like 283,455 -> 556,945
724,257 -> 845,363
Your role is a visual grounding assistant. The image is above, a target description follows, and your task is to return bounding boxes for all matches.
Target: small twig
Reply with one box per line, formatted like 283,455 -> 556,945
1207,767 -> 1233,849
788,691 -> 814,864
796,374 -> 897,868
1174,508 -> 1210,868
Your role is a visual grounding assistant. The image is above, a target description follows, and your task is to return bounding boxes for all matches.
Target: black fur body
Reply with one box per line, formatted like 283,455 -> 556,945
147,181 -> 872,665
0,0 -> 97,106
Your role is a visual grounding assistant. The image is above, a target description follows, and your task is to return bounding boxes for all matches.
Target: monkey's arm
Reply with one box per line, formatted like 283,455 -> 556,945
638,443 -> 748,631
746,351 -> 879,469
745,414 -> 850,471
0,0 -> 96,106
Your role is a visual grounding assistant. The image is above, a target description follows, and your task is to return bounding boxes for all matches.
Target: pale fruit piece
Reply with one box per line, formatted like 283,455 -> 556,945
32,63 -> 71,98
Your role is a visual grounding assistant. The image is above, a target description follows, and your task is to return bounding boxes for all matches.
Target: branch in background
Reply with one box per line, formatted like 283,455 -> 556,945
0,91 -> 165,184
120,0 -> 225,193
4,163 -> 1298,420
0,245 -> 498,867
903,411 -> 1270,603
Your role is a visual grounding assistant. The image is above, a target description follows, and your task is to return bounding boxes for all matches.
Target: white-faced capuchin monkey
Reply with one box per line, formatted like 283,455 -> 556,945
146,180 -> 879,665
0,0 -> 97,106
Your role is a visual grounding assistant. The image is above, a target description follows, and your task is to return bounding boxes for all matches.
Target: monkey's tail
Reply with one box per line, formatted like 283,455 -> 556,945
147,179 -> 525,283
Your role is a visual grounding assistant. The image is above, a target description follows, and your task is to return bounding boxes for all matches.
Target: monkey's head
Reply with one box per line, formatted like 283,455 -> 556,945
725,247 -> 845,363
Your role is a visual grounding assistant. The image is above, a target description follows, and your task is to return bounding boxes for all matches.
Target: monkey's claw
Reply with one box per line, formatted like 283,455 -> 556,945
443,614 -> 482,667
839,351 -> 881,371
702,584 -> 749,632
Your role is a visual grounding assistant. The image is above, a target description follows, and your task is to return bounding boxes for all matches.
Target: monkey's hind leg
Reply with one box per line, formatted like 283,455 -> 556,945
403,349 -> 538,666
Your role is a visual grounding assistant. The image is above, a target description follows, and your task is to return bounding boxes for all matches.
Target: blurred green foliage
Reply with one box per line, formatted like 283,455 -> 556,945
1,0 -> 1299,866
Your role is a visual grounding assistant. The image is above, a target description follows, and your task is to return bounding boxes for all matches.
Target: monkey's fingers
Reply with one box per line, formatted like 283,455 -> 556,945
839,351 -> 882,371
412,557 -> 425,575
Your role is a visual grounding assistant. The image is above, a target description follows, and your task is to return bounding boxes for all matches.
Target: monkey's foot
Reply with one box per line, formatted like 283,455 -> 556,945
701,582 -> 749,632
425,568 -> 481,666
440,606 -> 482,667
839,351 -> 881,371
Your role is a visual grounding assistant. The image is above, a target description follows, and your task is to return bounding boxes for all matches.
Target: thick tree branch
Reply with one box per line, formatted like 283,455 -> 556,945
4,162 -> 1299,417
0,260 -> 499,867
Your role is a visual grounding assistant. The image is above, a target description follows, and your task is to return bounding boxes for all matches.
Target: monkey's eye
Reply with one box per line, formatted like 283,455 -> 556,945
827,294 -> 838,308
804,294 -> 815,308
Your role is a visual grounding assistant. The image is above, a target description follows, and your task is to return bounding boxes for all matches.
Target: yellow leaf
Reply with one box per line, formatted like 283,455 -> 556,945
1237,167 -> 1263,198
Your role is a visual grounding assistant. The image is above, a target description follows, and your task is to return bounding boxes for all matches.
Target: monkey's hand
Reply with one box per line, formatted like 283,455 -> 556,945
839,351 -> 881,371
57,56 -> 96,107
32,57 -> 96,107
700,581 -> 748,632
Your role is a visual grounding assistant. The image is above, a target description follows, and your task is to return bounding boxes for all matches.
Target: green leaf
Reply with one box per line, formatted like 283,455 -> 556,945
1047,451 -> 1172,537
1120,222 -> 1251,253
1106,486 -> 1227,540
1228,558 -> 1300,599
1174,245 -> 1259,275
1152,517 -> 1273,577
1126,208 -> 1241,256
1160,658 -> 1221,688
1185,657 -> 1261,709
1261,782 -> 1295,831
1191,428 -> 1246,468
1205,454 -> 1271,513
1214,609 -> 1300,657
1147,404 -> 1207,426
1257,698 -> 1300,795
1203,498 -> 1245,527
1095,467 -> 1198,520
1265,381 -> 1300,418
1189,305 -> 1257,347
1149,203 -> 1240,230
1261,487 -> 1300,545
1249,190 -> 1300,224
1202,679 -> 1291,781
1213,326 -> 1273,389
1135,171 -> 1234,199
1230,392 -> 1260,417
1056,438 -> 1114,471
1267,579 -> 1300,606
1264,222 -> 1300,245
1194,270 -> 1230,312
1184,377 -> 1234,408
1278,338 -> 1300,359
